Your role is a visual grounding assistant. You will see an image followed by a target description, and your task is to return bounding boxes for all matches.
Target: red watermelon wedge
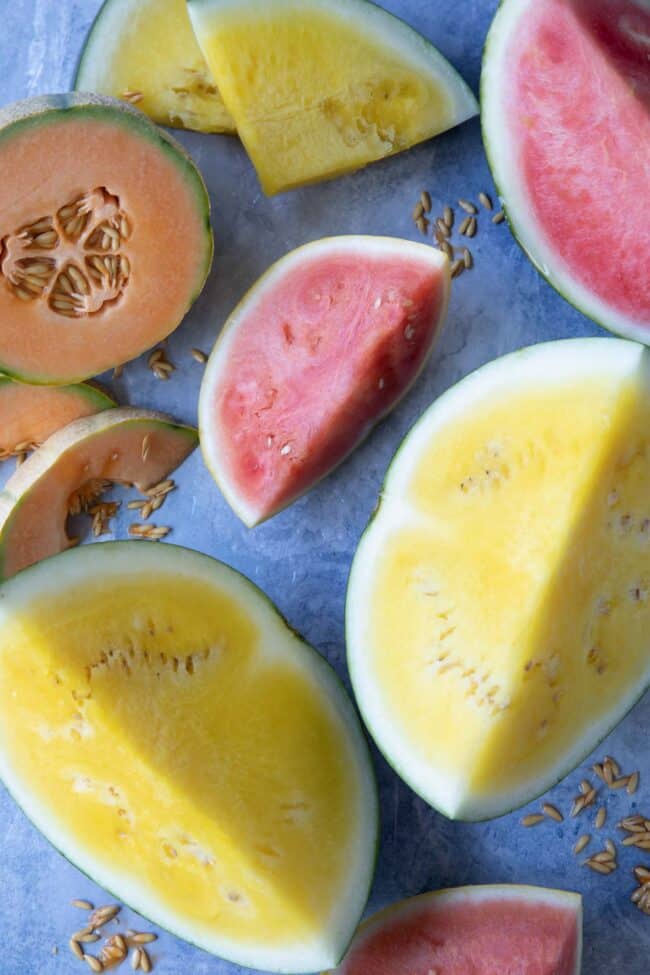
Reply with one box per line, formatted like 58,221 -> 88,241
199,236 -> 450,526
331,885 -> 582,975
482,0 -> 650,341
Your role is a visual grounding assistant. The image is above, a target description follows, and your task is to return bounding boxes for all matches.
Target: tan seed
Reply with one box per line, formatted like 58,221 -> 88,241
634,866 -> 650,882
463,216 -> 477,238
14,287 -> 34,301
72,899 -> 94,910
627,772 -> 640,794
85,956 -> 104,973
415,215 -> 429,235
595,807 -> 606,829
542,803 -> 563,823
443,206 -> 454,229
462,247 -> 473,269
458,215 -> 472,235
69,939 -> 84,960
521,813 -> 545,827
492,210 -> 505,224
573,834 -> 590,855
479,191 -> 493,211
604,756 -> 620,775
192,347 -> 208,363
113,364 -> 124,380
592,850 -> 614,864
131,933 -> 157,944
79,934 -> 101,944
585,859 -> 614,875
610,776 -> 629,790
439,240 -> 454,260
420,190 -> 432,213
450,258 -> 465,279
131,947 -> 142,970
122,89 -> 144,104
458,199 -> 477,214
139,947 -> 152,972
605,839 -> 617,856
33,230 -> 58,246
90,905 -> 120,927
141,434 -> 151,462
412,201 -> 424,221
435,217 -> 450,238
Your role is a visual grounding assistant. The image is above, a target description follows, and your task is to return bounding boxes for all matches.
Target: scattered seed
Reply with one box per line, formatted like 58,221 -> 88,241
131,933 -> 157,945
70,939 -> 84,960
131,947 -> 142,970
78,934 -> 101,945
479,191 -> 493,211
420,190 -> 432,213
462,247 -> 473,270
439,240 -> 454,260
585,859 -> 615,875
580,780 -> 592,795
443,206 -> 454,229
611,777 -> 629,790
595,807 -> 607,829
543,803 -> 563,823
84,956 -> 104,973
139,947 -> 152,972
89,905 -> 120,928
521,813 -> 545,827
191,347 -> 208,364
450,258 -> 464,279
458,199 -> 477,214
458,215 -> 472,236
605,839 -> 617,857
415,215 -> 429,235
628,772 -> 640,794
463,216 -> 477,238
635,866 -> 650,883
435,217 -> 450,238
574,835 -> 591,855
412,201 -> 424,222
492,210 -> 505,224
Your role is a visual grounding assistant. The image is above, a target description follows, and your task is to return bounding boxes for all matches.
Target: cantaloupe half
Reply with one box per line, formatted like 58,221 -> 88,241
187,0 -> 478,194
0,542 -> 378,971
0,407 -> 197,580
347,338 -> 650,820
0,93 -> 212,383
0,377 -> 114,459
75,0 -> 235,134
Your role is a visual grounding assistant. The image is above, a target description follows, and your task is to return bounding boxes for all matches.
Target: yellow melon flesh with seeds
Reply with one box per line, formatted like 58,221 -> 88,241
0,543 -> 377,971
187,0 -> 478,194
347,339 -> 650,820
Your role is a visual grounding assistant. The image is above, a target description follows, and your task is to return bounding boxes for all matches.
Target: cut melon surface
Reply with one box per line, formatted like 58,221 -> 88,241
188,0 -> 478,194
0,543 -> 378,971
482,0 -> 650,341
0,407 -> 197,580
75,0 -> 235,133
347,338 -> 650,820
199,236 -> 450,526
330,885 -> 582,975
0,93 -> 212,383
0,378 -> 114,458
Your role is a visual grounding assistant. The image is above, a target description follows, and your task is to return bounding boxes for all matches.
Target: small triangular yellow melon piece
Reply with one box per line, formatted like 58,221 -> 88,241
188,0 -> 478,193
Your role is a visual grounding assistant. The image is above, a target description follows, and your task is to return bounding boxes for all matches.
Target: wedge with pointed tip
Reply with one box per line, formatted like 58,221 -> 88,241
0,378 -> 114,459
199,236 -> 450,526
75,0 -> 235,133
188,0 -> 478,194
0,407 -> 198,580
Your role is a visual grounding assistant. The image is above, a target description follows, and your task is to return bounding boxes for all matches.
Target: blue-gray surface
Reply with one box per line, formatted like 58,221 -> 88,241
1,0 -> 648,971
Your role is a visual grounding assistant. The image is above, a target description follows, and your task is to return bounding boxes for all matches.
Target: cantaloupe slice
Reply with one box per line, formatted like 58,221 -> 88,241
0,377 -> 114,460
347,338 -> 650,820
0,93 -> 212,383
0,542 -> 378,971
0,407 -> 197,580
75,0 -> 235,134
188,0 -> 478,194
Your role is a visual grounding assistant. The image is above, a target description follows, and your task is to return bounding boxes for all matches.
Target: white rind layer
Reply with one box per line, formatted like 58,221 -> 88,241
347,337 -> 650,821
482,0 -> 649,343
0,542 -> 378,972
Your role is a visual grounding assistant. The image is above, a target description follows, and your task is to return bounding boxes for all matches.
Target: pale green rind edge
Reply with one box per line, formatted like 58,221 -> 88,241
346,336 -> 650,822
480,0 -> 649,345
0,540 -> 379,972
0,93 -> 214,384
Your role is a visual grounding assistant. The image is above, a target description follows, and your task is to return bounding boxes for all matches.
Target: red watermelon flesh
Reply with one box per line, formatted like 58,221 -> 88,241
335,886 -> 582,975
199,237 -> 449,526
489,0 -> 650,336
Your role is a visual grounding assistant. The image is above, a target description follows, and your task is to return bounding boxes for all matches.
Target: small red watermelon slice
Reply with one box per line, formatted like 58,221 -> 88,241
199,236 -> 450,525
332,885 -> 582,975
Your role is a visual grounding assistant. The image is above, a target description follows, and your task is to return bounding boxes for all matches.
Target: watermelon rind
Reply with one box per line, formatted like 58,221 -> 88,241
199,235 -> 450,527
481,0 -> 650,344
0,542 -> 379,972
347,337 -> 650,821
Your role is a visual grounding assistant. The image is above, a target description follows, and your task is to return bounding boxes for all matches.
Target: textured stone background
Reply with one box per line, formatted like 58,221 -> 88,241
1,1 -> 648,971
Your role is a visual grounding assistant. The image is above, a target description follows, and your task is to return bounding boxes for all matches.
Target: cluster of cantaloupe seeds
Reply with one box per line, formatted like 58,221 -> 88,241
521,755 -> 650,914
66,476 -> 175,541
63,900 -> 157,971
411,190 -> 505,279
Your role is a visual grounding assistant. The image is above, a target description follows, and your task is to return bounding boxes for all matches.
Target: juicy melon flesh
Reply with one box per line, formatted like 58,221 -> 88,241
0,408 -> 197,579
482,0 -> 650,339
188,0 -> 477,194
347,339 -> 650,819
75,0 -> 235,133
332,886 -> 581,975
0,544 -> 376,971
0,378 -> 114,457
200,237 -> 449,526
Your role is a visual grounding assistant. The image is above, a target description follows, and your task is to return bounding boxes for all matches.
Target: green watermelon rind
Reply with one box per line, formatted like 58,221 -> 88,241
480,0 -> 650,346
0,93 -> 214,384
331,884 -> 582,975
346,336 -> 650,821
199,235 -> 451,528
0,541 -> 379,973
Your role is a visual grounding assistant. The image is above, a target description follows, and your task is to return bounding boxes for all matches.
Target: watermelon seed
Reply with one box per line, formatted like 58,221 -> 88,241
492,211 -> 505,224
458,199 -> 477,215
373,296 -> 382,308
420,191 -> 432,214
573,834 -> 591,855
130,933 -> 157,945
378,378 -> 385,390
479,192 -> 493,211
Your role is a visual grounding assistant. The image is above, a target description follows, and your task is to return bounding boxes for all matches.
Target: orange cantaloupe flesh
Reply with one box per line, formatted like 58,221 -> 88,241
0,378 -> 114,455
0,95 -> 212,383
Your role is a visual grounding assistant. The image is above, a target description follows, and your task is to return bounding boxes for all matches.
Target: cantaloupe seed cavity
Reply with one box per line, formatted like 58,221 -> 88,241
0,186 -> 131,318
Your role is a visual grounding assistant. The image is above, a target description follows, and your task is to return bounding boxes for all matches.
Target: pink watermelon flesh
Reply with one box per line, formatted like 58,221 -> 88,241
337,888 -> 580,975
207,242 -> 448,523
506,0 -> 650,327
